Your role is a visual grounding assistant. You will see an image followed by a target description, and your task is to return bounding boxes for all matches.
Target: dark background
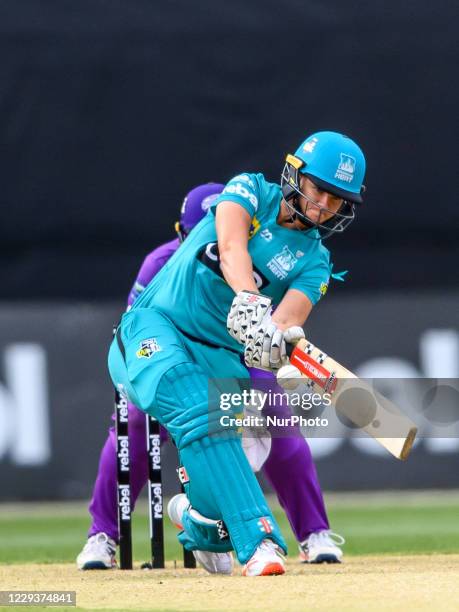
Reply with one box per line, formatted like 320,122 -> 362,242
2,294 -> 458,500
1,0 -> 457,300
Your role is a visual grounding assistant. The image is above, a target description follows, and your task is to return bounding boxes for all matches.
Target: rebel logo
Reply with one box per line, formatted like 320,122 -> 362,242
150,483 -> 163,519
149,435 -> 161,470
117,436 -> 130,471
117,397 -> 129,423
118,484 -> 131,520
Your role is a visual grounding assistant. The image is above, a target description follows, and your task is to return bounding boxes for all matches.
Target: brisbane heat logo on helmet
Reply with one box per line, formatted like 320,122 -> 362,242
335,154 -> 356,184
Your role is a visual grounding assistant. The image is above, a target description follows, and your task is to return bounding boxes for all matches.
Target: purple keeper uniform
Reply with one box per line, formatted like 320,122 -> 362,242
88,244 -> 329,544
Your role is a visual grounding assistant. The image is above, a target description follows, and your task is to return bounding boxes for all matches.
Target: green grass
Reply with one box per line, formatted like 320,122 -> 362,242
1,493 -> 459,564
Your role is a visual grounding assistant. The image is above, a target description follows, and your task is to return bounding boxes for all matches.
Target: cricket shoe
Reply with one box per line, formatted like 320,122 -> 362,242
242,539 -> 286,577
167,493 -> 234,575
76,532 -> 117,570
298,530 -> 345,564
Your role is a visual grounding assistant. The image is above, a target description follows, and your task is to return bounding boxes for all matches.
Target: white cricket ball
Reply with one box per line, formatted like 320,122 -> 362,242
276,364 -> 303,390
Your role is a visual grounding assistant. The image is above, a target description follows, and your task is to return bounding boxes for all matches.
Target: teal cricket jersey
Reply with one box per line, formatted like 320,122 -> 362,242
132,173 -> 332,352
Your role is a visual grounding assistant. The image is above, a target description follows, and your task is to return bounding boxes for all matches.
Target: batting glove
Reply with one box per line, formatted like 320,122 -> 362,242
227,290 -> 272,344
244,323 -> 305,371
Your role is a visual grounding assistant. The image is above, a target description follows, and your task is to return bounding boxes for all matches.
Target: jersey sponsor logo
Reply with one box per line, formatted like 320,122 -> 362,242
198,242 -> 221,275
223,182 -> 258,210
248,216 -> 261,238
136,338 -> 162,359
319,280 -> 329,296
197,242 -> 269,290
267,246 -> 298,280
260,229 -> 273,242
252,269 -> 269,290
231,174 -> 255,188
335,154 -> 356,183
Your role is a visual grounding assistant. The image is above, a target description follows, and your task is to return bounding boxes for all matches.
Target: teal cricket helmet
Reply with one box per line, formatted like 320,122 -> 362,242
281,131 -> 366,239
293,131 -> 366,204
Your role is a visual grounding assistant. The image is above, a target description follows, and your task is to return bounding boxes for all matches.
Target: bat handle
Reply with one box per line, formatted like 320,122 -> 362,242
285,341 -> 296,359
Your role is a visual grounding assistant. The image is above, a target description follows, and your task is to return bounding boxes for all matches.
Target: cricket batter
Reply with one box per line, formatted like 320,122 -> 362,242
77,183 -> 345,570
107,131 -> 366,576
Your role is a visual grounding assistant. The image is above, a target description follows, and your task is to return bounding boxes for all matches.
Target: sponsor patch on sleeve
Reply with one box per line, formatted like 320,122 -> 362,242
136,338 -> 162,359
223,175 -> 258,211
319,280 -> 329,296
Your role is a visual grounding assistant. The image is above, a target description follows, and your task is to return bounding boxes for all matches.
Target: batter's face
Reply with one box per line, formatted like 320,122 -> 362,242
296,176 -> 344,225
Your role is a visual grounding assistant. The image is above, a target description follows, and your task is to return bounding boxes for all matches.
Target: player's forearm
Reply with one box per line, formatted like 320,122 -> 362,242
220,243 -> 258,294
215,201 -> 256,294
271,289 -> 313,330
271,308 -> 306,329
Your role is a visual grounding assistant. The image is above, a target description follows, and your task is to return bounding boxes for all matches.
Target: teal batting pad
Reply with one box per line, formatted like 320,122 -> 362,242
178,508 -> 233,554
155,362 -> 287,564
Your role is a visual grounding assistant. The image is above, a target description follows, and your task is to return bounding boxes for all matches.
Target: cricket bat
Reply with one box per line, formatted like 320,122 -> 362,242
284,339 -> 418,460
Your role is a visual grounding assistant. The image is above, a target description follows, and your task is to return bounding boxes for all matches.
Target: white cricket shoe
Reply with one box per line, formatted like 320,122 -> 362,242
298,530 -> 345,564
167,493 -> 234,575
242,539 -> 286,576
192,549 -> 234,575
76,532 -> 117,570
167,493 -> 190,530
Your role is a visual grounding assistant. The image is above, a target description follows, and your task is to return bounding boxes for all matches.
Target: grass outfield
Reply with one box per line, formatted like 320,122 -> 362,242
1,491 -> 459,565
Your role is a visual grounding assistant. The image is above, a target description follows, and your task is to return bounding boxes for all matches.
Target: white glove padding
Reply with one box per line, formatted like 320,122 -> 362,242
244,323 -> 305,371
227,290 -> 272,344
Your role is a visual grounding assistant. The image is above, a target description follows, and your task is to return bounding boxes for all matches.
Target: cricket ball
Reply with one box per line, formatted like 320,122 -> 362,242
276,364 -> 302,390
